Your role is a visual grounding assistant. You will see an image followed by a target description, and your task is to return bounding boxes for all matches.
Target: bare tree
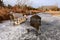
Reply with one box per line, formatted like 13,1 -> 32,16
16,0 -> 29,9
0,0 -> 4,6
17,0 -> 28,6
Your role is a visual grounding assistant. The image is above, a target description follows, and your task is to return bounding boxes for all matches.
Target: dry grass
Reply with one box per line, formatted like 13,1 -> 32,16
0,6 -> 60,22
45,11 -> 60,16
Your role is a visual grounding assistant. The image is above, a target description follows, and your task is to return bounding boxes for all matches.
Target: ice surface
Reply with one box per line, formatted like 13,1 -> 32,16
0,13 -> 60,40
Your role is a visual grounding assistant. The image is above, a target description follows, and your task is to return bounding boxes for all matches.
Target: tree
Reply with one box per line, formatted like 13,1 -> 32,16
16,0 -> 29,9
17,0 -> 28,6
0,0 -> 4,6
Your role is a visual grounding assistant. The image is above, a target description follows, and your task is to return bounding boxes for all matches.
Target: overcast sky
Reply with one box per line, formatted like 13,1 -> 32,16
3,0 -> 60,8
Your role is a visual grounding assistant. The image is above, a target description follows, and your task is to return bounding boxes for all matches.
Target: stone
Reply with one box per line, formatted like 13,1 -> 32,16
30,15 -> 41,30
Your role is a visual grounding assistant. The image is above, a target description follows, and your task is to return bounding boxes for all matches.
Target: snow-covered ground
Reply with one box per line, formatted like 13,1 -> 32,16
0,13 -> 60,40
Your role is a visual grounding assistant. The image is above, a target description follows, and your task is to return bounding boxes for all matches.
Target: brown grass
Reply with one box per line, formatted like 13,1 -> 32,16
45,11 -> 60,16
